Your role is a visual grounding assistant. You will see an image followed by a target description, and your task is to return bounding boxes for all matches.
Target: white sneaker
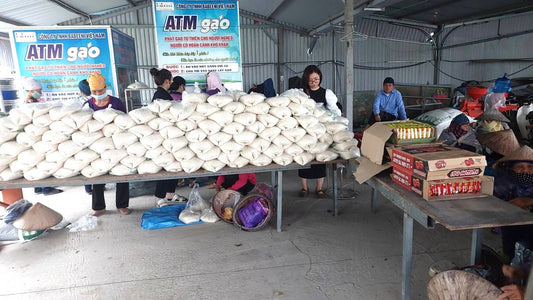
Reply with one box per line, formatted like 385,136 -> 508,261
155,198 -> 169,208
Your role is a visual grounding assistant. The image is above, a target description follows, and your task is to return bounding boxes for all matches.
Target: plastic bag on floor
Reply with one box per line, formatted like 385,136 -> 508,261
67,214 -> 98,232
200,206 -> 219,223
4,199 -> 33,224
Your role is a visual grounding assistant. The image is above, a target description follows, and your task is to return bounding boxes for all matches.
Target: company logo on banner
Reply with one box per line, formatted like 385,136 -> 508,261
11,28 -> 114,102
153,0 -> 243,90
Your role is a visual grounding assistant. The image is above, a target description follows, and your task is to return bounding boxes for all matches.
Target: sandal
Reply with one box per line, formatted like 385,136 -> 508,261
315,190 -> 328,198
299,189 -> 308,197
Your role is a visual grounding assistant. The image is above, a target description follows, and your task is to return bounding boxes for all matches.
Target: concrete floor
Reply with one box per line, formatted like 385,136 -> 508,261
0,170 -> 501,300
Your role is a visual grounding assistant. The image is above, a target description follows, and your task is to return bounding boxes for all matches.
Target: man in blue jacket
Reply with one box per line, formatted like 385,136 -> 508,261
371,77 -> 407,124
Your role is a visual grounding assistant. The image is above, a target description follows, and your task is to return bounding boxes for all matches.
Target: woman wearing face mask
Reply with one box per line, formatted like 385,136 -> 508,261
22,76 -> 43,103
169,76 -> 186,101
84,72 -> 130,216
438,113 -> 482,153
149,68 -> 179,207
493,146 -> 533,261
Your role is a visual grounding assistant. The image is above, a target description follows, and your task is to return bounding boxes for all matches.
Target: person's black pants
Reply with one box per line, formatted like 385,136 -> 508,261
92,183 -> 129,210
154,180 -> 178,199
501,224 -> 533,260
368,111 -> 397,125
221,175 -> 255,196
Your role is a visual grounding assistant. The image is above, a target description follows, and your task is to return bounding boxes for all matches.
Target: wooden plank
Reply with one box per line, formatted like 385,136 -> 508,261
370,174 -> 533,230
0,160 -> 345,189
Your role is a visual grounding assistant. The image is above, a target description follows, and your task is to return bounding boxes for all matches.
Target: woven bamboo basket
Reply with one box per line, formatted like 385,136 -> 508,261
211,189 -> 242,224
232,194 -> 273,232
427,270 -> 501,300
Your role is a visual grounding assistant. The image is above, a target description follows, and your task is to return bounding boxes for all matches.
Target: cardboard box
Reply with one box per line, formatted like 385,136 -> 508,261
390,143 -> 486,180
391,166 -> 494,201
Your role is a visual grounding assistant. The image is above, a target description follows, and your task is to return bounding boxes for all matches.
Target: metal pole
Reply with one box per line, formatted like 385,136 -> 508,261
402,212 -> 414,300
333,164 -> 338,216
470,228 -> 483,265
276,171 -> 283,232
277,27 -> 284,93
344,0 -> 354,131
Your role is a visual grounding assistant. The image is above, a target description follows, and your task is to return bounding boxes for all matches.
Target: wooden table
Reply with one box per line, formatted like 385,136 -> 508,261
365,173 -> 533,300
0,160 -> 344,232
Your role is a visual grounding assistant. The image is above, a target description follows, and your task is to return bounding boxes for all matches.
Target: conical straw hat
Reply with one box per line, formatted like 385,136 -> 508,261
494,145 -> 533,169
476,108 -> 510,122
427,270 -> 500,300
477,130 -> 520,156
12,202 -> 63,231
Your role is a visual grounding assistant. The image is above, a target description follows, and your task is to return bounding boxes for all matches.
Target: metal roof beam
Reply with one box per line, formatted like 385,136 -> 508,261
440,2 -> 533,26
239,9 -> 308,35
392,0 -> 463,19
443,10 -> 533,28
0,16 -> 30,26
266,0 -> 290,20
363,15 -> 437,29
48,0 -> 91,19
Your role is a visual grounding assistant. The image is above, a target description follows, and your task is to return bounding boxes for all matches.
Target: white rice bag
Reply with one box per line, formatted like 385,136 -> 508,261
228,156 -> 250,168
179,209 -> 200,224
24,124 -> 48,137
176,119 -> 196,132
170,102 -> 196,121
33,114 -> 53,127
10,160 -> 33,173
334,140 -> 358,152
316,150 -> 339,162
8,108 -> 32,126
281,89 -> 309,104
0,168 -> 23,181
222,122 -> 245,135
266,96 -> 290,107
53,168 -> 79,179
63,158 -> 91,172
306,123 -> 327,138
188,111 -> 207,123
158,110 -> 176,122
281,127 -> 306,142
148,118 -> 173,131
296,115 -> 319,128
93,107 -> 122,124
334,116 -> 350,125
319,113 -> 335,123
129,107 -> 156,124
89,137 -> 116,154
239,93 -> 265,106
152,152 -> 176,168
338,147 -> 360,160
102,123 -> 121,137
182,92 -> 208,105
114,114 -> 137,130
147,99 -> 173,114
164,161 -> 183,172
140,133 -> 164,149
200,207 -> 220,223
229,91 -> 247,101
58,140 -> 83,157
109,164 -> 137,176
233,131 -> 257,146
202,159 -> 226,173
272,135 -> 292,149
18,149 -> 44,166
208,110 -> 234,127
326,122 -> 348,135
91,158 -> 116,173
222,101 -> 245,114
249,154 -> 272,167
240,146 -> 261,161
277,117 -> 298,130
186,129 -> 208,143
197,147 -> 221,161
0,155 -> 15,171
257,114 -> 279,127
0,142 -> 29,157
159,126 -> 185,139
162,136 -> 189,153
273,154 -> 293,166
248,121 -> 266,134
24,168 -> 51,181
173,147 -> 196,162
293,152 -> 315,166
219,141 -> 244,155
181,157 -> 204,173
129,125 -> 155,138
309,142 -> 330,154
81,165 -> 108,178
69,109 -> 93,129
101,149 -> 128,166
313,107 -> 328,118
126,142 -> 147,157
120,155 -> 146,169
198,119 -> 222,135
48,104 -> 81,121
245,102 -> 271,115
74,149 -> 99,163
196,103 -> 220,117
16,132 -> 40,147
285,144 -> 304,156
249,138 -> 271,152
263,144 -> 283,159
258,127 -> 281,142
296,134 -> 318,151
319,133 -> 334,145
333,130 -> 354,143
207,132 -> 232,146
32,141 -> 58,154
145,146 -> 168,160
71,131 -> 104,148
37,160 -> 61,173
288,103 -> 309,116
218,152 -> 240,164
79,119 -> 105,133
233,113 -> 256,126
269,107 -> 292,119
207,94 -> 234,107
189,140 -> 215,156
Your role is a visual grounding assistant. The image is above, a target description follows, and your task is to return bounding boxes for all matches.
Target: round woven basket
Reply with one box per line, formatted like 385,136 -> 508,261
232,194 -> 273,232
427,270 -> 501,300
211,190 -> 242,224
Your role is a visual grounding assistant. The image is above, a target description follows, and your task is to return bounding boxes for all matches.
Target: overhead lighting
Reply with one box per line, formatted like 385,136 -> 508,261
364,7 -> 385,12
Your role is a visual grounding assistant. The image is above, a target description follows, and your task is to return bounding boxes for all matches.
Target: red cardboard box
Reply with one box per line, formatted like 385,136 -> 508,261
390,143 -> 486,180
391,166 -> 494,201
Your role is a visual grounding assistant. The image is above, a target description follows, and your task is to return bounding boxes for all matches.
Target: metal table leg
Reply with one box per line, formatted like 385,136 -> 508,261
470,228 -> 483,265
276,171 -> 283,232
402,212 -> 413,300
271,171 -> 276,188
333,164 -> 338,216
371,188 -> 376,214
